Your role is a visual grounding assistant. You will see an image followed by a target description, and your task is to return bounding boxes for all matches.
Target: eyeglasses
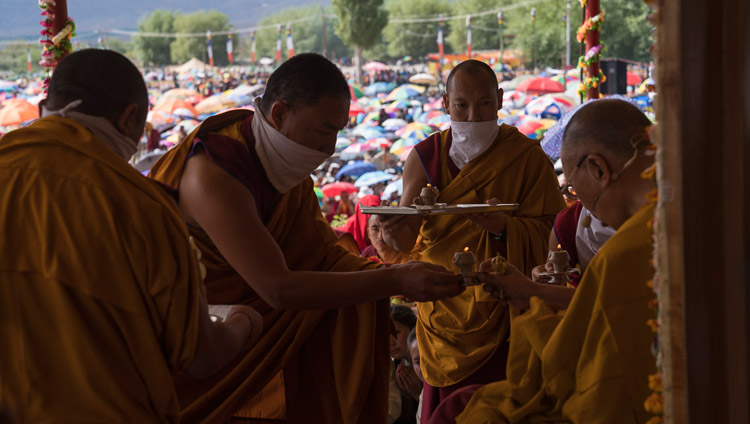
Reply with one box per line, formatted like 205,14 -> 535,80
558,154 -> 589,200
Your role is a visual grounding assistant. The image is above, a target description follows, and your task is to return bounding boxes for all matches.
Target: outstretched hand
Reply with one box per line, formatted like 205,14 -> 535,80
477,259 -> 534,310
390,261 -> 464,302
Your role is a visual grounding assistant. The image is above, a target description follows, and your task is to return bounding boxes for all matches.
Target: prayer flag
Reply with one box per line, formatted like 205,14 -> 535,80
227,32 -> 234,64
251,31 -> 256,63
206,30 -> 214,67
275,25 -> 282,63
466,15 -> 472,58
27,46 -> 32,72
437,15 -> 444,58
286,24 -> 295,58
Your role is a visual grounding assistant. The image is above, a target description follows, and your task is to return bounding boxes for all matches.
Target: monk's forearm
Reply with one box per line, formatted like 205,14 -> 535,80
263,267 -> 401,310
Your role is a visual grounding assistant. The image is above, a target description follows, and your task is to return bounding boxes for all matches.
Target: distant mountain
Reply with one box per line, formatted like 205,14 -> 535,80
1,0 -> 329,39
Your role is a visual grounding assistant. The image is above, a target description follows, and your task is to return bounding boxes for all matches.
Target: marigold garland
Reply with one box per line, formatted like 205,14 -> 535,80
643,124 -> 663,423
576,10 -> 605,43
576,69 -> 606,98
38,0 -> 76,93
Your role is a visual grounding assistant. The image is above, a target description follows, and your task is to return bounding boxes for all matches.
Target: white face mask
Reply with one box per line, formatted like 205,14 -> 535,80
251,98 -> 331,193
448,119 -> 500,169
41,99 -> 138,161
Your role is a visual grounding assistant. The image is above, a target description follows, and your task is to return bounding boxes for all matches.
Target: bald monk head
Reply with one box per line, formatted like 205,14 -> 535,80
560,99 -> 654,229
41,49 -> 148,144
259,53 -> 351,155
443,60 -> 502,122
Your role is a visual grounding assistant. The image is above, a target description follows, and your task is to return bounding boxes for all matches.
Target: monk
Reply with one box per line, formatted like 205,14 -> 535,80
0,49 -> 261,423
378,60 -> 565,421
457,99 -> 658,423
149,53 -> 463,423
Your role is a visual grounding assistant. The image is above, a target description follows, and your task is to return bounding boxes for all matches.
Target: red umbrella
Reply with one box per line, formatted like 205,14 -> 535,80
515,77 -> 566,94
321,182 -> 358,198
627,71 -> 643,86
349,101 -> 365,117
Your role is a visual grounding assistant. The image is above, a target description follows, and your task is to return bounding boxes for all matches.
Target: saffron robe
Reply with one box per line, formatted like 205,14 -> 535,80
413,127 -> 564,387
0,117 -> 203,423
149,110 -> 390,424
456,202 -> 657,424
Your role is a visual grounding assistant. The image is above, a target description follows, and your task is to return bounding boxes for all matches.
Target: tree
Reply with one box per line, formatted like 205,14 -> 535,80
599,0 -> 653,63
170,10 -> 232,66
0,42 -> 42,75
448,0 -> 513,55
134,9 -> 175,66
252,6 -> 351,64
382,0 -> 453,60
331,0 -> 389,84
505,0 -> 569,69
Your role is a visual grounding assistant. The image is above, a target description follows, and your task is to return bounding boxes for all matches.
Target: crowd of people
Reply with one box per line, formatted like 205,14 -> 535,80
1,48 -> 659,424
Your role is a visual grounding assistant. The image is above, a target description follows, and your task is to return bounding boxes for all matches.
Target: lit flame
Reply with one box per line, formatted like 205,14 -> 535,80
464,247 -> 469,252
427,183 -> 432,188
557,244 -> 562,250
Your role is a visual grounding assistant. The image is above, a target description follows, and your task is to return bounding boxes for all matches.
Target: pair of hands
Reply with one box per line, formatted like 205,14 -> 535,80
388,261 -> 466,302
395,362 -> 422,400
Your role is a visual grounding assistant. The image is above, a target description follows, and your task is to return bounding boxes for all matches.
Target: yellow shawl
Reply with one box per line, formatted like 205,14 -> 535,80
150,110 -> 390,424
416,126 -> 564,387
457,202 -> 657,423
0,117 -> 202,422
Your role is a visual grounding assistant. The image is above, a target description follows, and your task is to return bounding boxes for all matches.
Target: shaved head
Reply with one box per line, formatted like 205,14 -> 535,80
562,99 -> 651,159
445,60 -> 497,96
46,49 -> 147,122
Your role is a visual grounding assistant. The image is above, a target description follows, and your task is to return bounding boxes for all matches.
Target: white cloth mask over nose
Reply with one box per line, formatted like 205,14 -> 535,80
251,98 -> 331,193
41,99 -> 138,160
448,119 -> 499,169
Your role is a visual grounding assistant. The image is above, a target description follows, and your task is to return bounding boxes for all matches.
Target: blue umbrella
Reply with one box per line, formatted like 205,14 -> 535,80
337,161 -> 377,180
381,178 -> 403,200
354,170 -> 395,188
364,82 -> 397,97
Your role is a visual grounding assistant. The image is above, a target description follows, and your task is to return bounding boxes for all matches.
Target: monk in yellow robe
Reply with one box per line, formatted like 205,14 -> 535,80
0,50 -> 260,423
149,53 -> 463,423
457,99 -> 658,423
378,60 -> 565,422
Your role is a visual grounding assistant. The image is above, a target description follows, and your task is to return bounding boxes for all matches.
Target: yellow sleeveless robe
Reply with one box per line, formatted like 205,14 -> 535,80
457,202 -> 657,423
416,126 -> 565,387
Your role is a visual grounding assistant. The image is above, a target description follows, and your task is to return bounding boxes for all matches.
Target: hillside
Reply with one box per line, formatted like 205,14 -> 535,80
1,0 -> 329,39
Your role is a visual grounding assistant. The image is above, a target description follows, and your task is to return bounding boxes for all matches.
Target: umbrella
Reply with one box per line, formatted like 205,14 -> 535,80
381,118 -> 408,131
382,178 -> 403,199
321,182 -> 358,197
363,61 -> 388,72
354,170 -> 394,188
0,99 -> 38,126
423,98 -> 444,111
352,126 -> 384,140
365,137 -> 393,149
627,71 -> 643,86
172,107 -> 197,118
337,161 -> 377,180
0,80 -> 18,92
147,110 -> 176,128
161,88 -> 200,100
384,84 -> 425,102
335,137 -> 353,151
499,74 -> 536,91
409,73 -> 438,85
398,146 -> 415,161
515,77 -> 566,94
389,137 -> 420,154
349,101 -> 365,117
364,82 -> 398,97
418,109 -> 445,123
314,187 -> 324,200
230,84 -> 264,97
349,84 -> 364,99
174,119 -> 201,134
524,96 -> 575,120
195,95 -> 237,114
428,114 -> 450,126
342,142 -> 377,155
517,118 -> 556,139
153,98 -> 199,116
385,99 -> 413,112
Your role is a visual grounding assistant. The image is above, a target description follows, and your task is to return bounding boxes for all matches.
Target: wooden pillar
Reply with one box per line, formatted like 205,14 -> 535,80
656,0 -> 749,421
584,0 -> 600,100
